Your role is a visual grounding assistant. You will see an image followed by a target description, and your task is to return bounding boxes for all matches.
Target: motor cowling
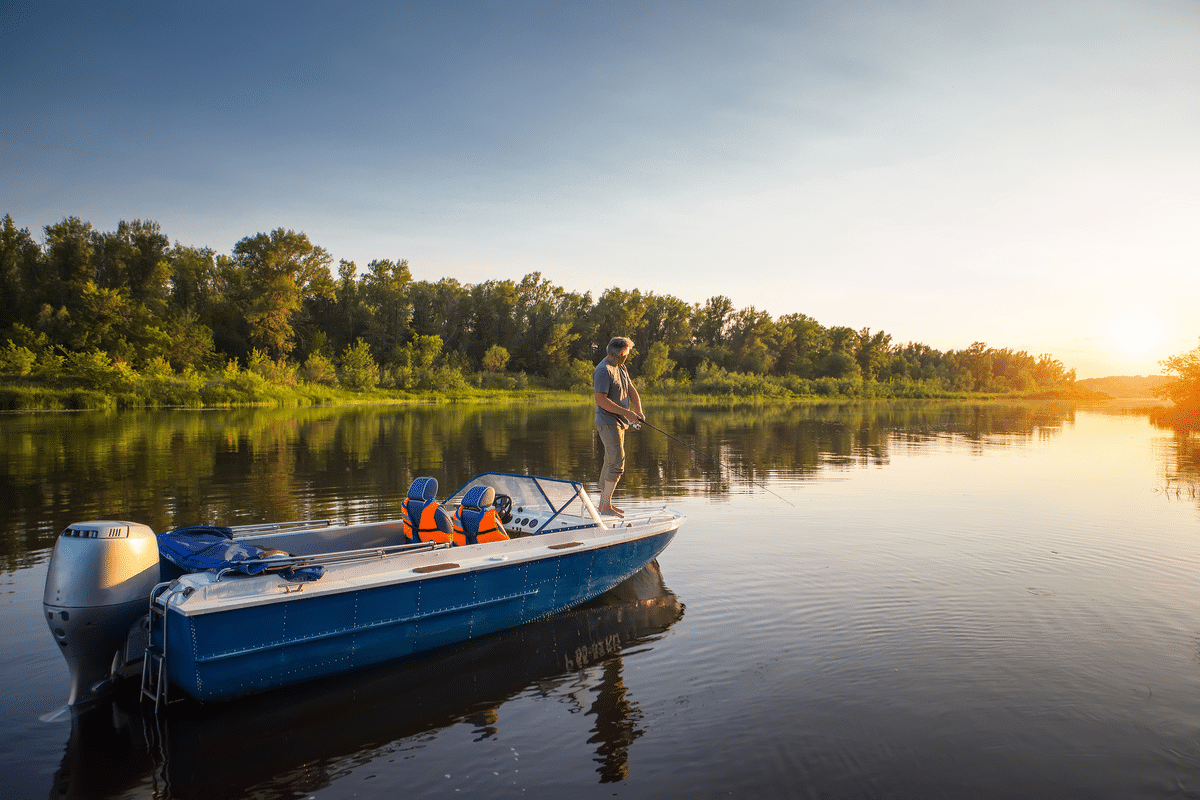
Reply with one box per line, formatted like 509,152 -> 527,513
43,521 -> 161,706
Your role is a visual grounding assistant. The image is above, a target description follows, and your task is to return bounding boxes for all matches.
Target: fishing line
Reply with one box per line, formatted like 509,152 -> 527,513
634,415 -> 794,507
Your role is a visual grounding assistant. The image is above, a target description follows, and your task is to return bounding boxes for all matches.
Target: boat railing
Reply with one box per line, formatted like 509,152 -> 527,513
213,540 -> 452,581
576,484 -> 609,529
230,519 -> 334,538
601,507 -> 681,528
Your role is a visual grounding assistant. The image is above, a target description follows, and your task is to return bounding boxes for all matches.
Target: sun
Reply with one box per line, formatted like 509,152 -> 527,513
1108,312 -> 1165,355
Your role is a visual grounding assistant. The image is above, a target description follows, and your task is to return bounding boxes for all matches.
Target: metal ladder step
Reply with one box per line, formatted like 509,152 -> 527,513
140,583 -> 174,712
140,648 -> 166,710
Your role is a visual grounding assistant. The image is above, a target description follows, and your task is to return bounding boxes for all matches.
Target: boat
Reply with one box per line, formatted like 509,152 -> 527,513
43,472 -> 684,708
48,562 -> 683,799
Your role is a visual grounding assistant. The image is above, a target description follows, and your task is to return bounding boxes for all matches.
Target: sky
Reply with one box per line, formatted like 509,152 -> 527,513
2,0 -> 1197,379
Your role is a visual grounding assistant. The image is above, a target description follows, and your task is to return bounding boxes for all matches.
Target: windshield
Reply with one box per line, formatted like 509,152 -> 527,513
446,473 -> 597,521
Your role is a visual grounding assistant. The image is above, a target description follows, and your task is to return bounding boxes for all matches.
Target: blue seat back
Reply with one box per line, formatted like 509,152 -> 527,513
461,485 -> 495,510
408,476 -> 438,502
458,485 -> 497,544
404,477 -> 439,537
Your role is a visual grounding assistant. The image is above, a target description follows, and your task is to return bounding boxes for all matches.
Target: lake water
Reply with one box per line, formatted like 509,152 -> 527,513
2,401 -> 1198,799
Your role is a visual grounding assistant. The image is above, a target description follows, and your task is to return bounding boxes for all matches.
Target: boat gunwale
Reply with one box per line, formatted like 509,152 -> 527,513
165,511 -> 685,617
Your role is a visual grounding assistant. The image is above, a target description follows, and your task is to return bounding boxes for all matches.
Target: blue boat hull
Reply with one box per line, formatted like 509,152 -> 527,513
165,528 -> 676,701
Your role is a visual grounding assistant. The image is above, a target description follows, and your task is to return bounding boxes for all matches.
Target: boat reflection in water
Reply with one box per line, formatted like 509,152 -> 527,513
50,561 -> 683,799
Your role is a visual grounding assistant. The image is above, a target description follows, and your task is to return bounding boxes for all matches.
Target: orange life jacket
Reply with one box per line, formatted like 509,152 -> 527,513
403,498 -> 453,544
452,506 -> 509,546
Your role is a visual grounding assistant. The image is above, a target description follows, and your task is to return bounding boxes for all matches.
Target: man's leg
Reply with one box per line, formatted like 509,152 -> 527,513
597,424 -> 625,516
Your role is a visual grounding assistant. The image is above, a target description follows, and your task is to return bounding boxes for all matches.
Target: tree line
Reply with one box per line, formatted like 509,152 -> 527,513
1154,338 -> 1200,415
0,214 -> 1078,400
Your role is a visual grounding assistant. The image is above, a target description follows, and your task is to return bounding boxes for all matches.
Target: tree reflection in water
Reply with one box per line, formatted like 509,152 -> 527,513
1149,408 -> 1200,505
0,400 -> 1084,571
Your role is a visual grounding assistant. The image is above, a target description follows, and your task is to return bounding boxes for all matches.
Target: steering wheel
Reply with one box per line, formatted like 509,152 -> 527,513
493,493 -> 513,524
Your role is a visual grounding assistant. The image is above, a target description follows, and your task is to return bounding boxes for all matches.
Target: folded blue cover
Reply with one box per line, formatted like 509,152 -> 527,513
158,526 -> 323,581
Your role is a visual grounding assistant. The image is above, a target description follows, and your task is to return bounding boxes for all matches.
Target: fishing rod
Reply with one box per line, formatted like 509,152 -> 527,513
632,414 -> 794,507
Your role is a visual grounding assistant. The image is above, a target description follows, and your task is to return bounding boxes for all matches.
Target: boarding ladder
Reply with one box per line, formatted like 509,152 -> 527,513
138,539 -> 449,711
141,582 -> 188,712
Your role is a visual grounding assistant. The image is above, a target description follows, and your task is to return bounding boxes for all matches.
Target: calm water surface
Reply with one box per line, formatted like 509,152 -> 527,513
2,401 -> 1199,799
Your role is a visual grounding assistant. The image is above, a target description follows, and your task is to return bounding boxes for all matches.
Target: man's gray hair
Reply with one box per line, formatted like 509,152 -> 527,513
606,337 -> 634,357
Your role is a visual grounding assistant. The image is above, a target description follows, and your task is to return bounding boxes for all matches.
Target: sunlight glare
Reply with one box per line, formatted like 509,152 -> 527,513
1108,312 -> 1165,355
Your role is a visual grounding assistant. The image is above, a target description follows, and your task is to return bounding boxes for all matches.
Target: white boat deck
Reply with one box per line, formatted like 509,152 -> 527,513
163,507 -> 684,615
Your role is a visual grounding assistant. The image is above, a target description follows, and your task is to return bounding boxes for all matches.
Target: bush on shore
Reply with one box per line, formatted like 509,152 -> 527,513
0,345 -> 1106,411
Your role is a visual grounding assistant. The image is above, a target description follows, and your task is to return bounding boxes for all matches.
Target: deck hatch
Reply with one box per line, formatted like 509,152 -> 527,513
412,562 -> 460,573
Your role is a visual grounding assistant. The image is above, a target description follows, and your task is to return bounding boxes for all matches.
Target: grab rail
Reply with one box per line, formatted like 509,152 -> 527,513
213,540 -> 452,581
230,519 -> 333,537
141,581 -> 194,712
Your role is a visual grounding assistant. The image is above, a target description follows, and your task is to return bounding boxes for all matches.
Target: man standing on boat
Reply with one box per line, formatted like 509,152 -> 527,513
594,336 -> 644,517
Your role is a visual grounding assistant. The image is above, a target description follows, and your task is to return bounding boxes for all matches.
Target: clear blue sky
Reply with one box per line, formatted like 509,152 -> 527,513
3,0 -> 1197,378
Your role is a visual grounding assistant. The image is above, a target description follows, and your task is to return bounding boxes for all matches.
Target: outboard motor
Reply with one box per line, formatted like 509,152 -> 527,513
43,521 -> 161,706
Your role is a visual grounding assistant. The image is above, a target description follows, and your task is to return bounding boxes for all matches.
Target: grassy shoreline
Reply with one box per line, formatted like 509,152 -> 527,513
0,376 -> 1110,412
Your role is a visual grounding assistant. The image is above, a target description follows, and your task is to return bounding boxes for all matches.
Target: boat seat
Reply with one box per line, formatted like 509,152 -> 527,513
452,485 -> 510,545
403,477 -> 454,544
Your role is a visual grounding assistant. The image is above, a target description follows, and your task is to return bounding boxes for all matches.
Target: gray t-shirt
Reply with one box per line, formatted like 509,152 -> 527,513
593,357 -> 632,428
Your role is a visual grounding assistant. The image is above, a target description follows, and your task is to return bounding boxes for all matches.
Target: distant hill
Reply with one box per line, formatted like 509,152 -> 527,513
1076,375 -> 1168,399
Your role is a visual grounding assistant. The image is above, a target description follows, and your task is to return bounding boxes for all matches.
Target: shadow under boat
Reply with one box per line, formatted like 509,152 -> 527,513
50,561 -> 684,800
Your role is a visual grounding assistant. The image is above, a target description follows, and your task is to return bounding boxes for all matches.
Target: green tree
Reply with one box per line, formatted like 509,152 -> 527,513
482,344 -> 509,373
1154,338 -> 1200,410
775,314 -> 826,378
41,216 -> 95,321
729,307 -> 777,374
541,322 -> 579,371
394,334 -> 445,390
339,338 -> 379,391
231,229 -> 334,359
169,244 -> 219,316
640,341 -> 676,384
551,357 -> 594,390
693,295 -> 733,347
163,311 -> 217,370
813,326 -> 861,379
641,293 -> 693,370
203,253 -> 252,359
1032,354 -> 1074,387
0,340 -> 36,375
828,326 -> 858,355
817,350 -> 860,379
589,287 -> 646,364
855,328 -> 892,381
511,273 -> 569,373
302,350 -> 338,385
93,220 -> 171,317
409,277 -> 467,352
309,259 -> 367,355
67,280 -> 137,358
0,215 -> 40,327
247,347 -> 299,386
466,279 -> 520,363
62,349 -> 136,392
959,342 -> 993,391
361,258 -> 413,364
890,342 -> 941,383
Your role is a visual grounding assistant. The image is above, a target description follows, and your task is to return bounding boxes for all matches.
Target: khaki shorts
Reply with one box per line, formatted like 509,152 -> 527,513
597,424 -> 625,482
